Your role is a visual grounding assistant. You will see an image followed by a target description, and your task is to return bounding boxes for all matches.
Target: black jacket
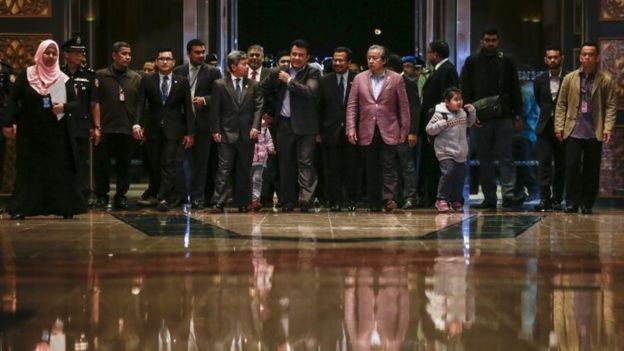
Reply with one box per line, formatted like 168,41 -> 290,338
135,73 -> 195,140
459,51 -> 522,119
420,60 -> 458,135
260,64 -> 321,135
318,71 -> 355,146
533,69 -> 568,135
173,63 -> 222,133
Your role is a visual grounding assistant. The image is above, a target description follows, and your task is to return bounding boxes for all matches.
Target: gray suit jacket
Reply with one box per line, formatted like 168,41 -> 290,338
209,75 -> 263,143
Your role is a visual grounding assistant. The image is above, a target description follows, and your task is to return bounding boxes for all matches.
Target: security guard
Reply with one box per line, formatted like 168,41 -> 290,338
0,58 -> 14,190
60,36 -> 101,205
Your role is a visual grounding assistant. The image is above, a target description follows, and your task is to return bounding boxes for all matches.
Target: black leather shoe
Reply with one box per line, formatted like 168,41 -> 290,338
401,199 -> 415,209
564,205 -> 579,213
474,200 -> 497,209
113,198 -> 129,210
9,213 -> 25,220
502,196 -> 524,208
299,202 -> 310,213
210,204 -> 224,213
552,202 -> 563,211
95,196 -> 110,209
157,200 -> 170,212
137,197 -> 158,207
63,215 -> 74,219
347,201 -> 357,212
238,206 -> 248,213
281,205 -> 294,213
534,200 -> 552,212
581,206 -> 593,214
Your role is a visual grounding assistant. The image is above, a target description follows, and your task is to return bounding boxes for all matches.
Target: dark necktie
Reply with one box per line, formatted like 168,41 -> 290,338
235,78 -> 242,103
338,75 -> 345,104
161,75 -> 169,103
251,70 -> 257,82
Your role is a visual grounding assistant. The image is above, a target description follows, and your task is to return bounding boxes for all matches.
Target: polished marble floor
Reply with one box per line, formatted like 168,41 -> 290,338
1,203 -> 624,350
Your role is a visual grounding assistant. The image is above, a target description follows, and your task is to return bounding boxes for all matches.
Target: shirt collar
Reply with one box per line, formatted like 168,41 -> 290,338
435,58 -> 449,71
370,69 -> 386,80
549,69 -> 562,80
159,72 -> 171,81
231,75 -> 243,84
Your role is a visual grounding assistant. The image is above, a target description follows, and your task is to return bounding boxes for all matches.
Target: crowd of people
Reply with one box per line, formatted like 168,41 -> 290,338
0,26 -> 617,219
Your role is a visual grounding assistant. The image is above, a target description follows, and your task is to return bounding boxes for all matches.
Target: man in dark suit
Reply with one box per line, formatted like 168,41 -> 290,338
418,40 -> 459,208
173,39 -> 222,209
133,48 -> 195,211
260,39 -> 320,212
209,50 -> 263,212
533,46 -> 567,211
318,46 -> 360,211
346,45 -> 410,212
247,44 -> 270,83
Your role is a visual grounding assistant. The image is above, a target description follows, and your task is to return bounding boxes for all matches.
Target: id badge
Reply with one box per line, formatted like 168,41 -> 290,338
119,88 -> 125,102
42,96 -> 51,108
580,100 -> 588,114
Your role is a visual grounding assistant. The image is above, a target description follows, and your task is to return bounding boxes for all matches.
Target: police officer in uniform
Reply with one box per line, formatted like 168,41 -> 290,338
0,58 -> 14,191
60,36 -> 100,206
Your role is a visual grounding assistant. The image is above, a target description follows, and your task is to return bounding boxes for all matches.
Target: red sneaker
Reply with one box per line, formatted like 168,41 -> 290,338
435,200 -> 450,212
249,200 -> 262,212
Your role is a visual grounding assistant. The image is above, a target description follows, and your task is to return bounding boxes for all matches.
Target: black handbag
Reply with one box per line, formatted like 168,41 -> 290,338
473,95 -> 502,120
472,52 -> 505,120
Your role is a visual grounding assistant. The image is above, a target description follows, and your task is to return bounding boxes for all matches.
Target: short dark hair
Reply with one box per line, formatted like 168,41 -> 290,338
386,54 -> 403,72
226,50 -> 247,71
333,46 -> 352,61
481,27 -> 499,39
112,41 -> 131,53
580,42 -> 600,55
186,39 -> 205,52
247,44 -> 264,54
429,40 -> 450,59
290,39 -> 310,54
156,48 -> 174,58
443,86 -> 462,101
544,45 -> 562,55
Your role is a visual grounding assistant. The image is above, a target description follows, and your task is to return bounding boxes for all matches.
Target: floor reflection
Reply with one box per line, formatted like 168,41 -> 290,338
2,244 -> 624,350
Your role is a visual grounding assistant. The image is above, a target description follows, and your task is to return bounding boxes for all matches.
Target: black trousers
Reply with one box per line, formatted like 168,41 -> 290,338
75,137 -> 92,197
276,118 -> 317,206
322,134 -> 363,205
145,132 -> 184,202
416,137 -> 440,206
211,139 -> 254,207
94,133 -> 136,200
364,127 -> 398,205
190,132 -> 212,203
535,131 -> 565,203
564,137 -> 602,208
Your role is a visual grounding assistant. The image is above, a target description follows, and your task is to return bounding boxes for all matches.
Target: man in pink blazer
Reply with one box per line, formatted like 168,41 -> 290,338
346,45 -> 410,212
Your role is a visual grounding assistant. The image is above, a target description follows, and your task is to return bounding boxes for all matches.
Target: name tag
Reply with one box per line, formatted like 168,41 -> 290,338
42,96 -> 51,108
119,88 -> 125,102
580,100 -> 588,114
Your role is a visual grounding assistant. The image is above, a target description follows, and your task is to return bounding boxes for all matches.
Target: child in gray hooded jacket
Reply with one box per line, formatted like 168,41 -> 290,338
426,87 -> 477,212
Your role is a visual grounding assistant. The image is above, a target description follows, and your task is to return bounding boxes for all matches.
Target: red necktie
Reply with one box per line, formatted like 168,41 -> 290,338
251,70 -> 257,81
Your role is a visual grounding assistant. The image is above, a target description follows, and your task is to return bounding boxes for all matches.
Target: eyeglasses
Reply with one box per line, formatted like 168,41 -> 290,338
157,57 -> 174,62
